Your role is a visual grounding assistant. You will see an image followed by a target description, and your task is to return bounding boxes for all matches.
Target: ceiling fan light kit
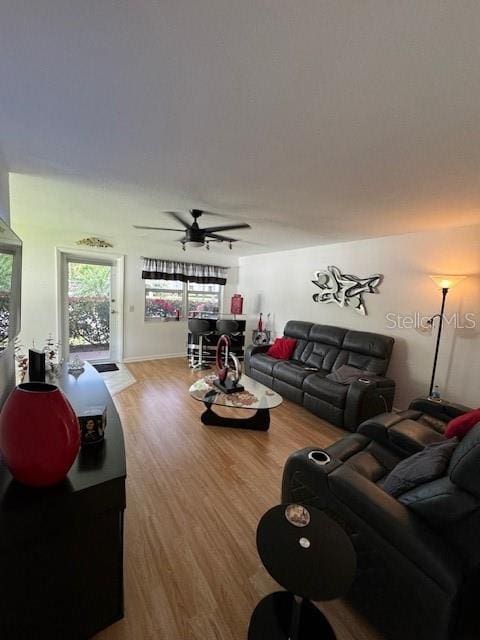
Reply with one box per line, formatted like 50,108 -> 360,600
134,209 -> 251,251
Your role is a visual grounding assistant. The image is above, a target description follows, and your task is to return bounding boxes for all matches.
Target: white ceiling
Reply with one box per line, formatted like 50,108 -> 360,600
1,1 -> 480,255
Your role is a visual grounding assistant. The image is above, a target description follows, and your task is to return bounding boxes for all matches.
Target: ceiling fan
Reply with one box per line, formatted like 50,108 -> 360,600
134,209 -> 251,251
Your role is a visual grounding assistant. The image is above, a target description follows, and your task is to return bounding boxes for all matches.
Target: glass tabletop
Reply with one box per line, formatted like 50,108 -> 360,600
189,374 -> 283,410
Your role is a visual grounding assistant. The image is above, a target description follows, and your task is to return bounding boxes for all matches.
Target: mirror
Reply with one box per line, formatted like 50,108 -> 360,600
0,220 -> 22,353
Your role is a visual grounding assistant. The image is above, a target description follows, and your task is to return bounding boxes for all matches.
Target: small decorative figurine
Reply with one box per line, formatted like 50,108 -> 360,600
44,334 -> 61,372
213,334 -> 244,394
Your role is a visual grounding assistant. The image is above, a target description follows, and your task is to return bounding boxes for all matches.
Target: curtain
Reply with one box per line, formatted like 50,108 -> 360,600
141,258 -> 228,285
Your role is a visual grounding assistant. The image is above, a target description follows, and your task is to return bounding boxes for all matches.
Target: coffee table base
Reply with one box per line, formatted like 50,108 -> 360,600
201,402 -> 270,431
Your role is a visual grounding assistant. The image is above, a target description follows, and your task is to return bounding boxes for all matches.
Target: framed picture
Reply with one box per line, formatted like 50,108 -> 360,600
78,406 -> 107,445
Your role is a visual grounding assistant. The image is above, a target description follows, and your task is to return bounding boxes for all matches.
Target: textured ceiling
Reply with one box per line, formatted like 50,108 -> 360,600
1,1 -> 480,254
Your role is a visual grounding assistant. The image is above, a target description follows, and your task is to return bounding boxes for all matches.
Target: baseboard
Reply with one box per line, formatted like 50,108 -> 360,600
122,353 -> 185,363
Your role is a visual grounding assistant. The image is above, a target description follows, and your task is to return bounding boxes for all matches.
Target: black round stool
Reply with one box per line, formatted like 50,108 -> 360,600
215,319 -> 239,336
215,319 -> 239,365
248,503 -> 356,639
188,319 -> 212,369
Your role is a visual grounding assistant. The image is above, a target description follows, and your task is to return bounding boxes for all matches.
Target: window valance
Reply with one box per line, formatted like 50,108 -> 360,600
141,258 -> 228,285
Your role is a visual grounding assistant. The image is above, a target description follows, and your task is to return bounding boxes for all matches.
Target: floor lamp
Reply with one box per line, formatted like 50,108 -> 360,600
428,275 -> 467,398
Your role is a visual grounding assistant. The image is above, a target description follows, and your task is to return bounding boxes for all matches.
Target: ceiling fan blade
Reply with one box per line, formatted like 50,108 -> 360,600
202,223 -> 251,233
207,233 -> 238,242
133,225 -> 185,231
164,211 -> 191,228
195,209 -> 226,217
208,235 -> 265,247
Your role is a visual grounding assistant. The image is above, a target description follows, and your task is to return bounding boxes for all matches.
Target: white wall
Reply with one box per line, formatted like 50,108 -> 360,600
238,225 -> 480,408
123,264 -> 239,361
11,174 -> 238,361
0,151 -> 10,223
9,169 -> 480,407
13,221 -> 237,361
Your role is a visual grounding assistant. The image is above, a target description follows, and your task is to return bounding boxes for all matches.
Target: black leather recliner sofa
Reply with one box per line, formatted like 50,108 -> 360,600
244,320 -> 395,430
282,399 -> 480,640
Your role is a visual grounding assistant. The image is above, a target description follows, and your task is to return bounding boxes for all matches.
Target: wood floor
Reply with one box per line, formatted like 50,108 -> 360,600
94,358 -> 383,640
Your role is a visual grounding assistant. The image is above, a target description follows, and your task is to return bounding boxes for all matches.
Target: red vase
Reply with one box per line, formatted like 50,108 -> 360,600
257,313 -> 263,332
0,382 -> 80,487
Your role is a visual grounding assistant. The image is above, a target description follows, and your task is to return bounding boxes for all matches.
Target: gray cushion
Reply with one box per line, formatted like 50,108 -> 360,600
448,424 -> 480,498
398,476 -> 479,526
326,364 -> 370,385
380,439 -> 458,498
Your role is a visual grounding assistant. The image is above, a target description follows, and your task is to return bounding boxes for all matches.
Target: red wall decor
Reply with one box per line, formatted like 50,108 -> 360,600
230,294 -> 244,315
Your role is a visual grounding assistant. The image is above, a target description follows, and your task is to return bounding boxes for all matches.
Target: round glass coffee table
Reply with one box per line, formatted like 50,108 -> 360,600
189,374 -> 283,431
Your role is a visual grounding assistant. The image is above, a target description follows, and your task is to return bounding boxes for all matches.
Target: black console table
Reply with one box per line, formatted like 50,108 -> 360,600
0,363 -> 126,640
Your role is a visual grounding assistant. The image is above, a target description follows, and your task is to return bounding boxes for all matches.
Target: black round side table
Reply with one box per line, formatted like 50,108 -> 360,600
248,504 -> 357,640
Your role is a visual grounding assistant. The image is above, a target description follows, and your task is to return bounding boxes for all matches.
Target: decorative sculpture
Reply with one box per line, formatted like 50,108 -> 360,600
312,265 -> 382,316
230,294 -> 244,315
76,237 -> 113,248
213,334 -> 244,394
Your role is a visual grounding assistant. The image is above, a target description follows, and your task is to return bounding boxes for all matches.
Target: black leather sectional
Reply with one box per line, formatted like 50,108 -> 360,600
282,399 -> 480,640
244,320 -> 395,430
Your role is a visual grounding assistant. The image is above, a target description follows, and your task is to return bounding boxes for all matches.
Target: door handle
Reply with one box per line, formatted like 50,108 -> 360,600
111,310 -> 117,314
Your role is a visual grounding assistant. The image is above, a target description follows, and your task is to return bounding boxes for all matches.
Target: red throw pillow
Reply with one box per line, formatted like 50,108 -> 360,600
445,408 -> 480,439
266,337 -> 297,360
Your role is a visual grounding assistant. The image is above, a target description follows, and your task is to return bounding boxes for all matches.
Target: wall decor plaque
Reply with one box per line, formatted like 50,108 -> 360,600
312,265 -> 382,316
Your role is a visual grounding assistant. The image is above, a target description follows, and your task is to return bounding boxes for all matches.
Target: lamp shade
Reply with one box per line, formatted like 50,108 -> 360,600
429,275 -> 467,290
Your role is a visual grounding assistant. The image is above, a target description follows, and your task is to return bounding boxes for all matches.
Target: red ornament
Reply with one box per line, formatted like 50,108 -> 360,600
230,294 -> 244,315
216,334 -> 230,383
0,382 -> 80,487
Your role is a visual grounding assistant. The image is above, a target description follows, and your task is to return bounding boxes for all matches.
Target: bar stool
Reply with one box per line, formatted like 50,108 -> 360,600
216,320 -> 240,364
188,319 -> 213,369
216,319 -> 239,337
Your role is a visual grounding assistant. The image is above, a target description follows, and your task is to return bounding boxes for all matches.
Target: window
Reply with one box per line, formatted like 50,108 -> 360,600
0,252 -> 14,349
145,280 -> 184,319
145,279 -> 221,320
187,282 -> 221,316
